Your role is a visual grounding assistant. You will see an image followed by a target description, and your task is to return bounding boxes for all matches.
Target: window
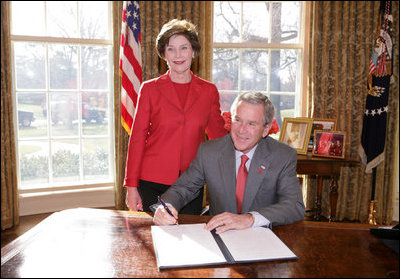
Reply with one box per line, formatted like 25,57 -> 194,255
213,1 -> 308,135
10,1 -> 114,208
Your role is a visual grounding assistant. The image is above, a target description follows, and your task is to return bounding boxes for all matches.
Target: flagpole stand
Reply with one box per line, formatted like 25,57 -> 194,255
368,200 -> 377,225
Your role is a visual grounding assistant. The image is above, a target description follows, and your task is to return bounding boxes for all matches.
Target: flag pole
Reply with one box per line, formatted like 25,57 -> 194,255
360,0 -> 392,225
368,167 -> 377,225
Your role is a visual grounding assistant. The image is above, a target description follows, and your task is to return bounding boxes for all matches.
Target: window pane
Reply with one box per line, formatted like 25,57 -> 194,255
50,92 -> 79,136
52,139 -> 80,183
19,140 -> 49,188
47,1 -> 78,38
79,1 -> 109,39
81,46 -> 109,90
213,49 -> 239,91
241,50 -> 268,91
82,92 -> 108,135
271,2 -> 300,44
270,94 -> 295,128
49,44 -> 78,89
270,50 -> 298,92
14,42 -> 46,90
17,93 -> 48,137
83,138 -> 110,180
11,1 -> 45,36
243,2 -> 269,43
213,1 -> 241,43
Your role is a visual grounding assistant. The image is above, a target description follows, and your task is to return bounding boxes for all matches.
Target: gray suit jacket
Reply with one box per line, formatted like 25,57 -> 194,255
162,134 -> 305,227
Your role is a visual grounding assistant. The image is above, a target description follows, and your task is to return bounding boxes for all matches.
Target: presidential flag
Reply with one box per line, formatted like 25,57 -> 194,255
120,1 -> 142,135
359,1 -> 393,173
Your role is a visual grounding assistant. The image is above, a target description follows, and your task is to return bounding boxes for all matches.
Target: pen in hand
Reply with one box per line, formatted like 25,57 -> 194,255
158,196 -> 178,224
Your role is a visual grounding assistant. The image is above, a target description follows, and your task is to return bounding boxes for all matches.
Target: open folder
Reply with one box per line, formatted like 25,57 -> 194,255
151,223 -> 297,269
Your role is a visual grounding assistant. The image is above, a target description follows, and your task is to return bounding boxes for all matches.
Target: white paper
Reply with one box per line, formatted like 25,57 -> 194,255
219,226 -> 297,262
151,223 -> 226,268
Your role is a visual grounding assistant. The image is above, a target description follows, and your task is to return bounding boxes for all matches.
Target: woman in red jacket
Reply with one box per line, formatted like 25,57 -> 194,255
124,19 -> 227,214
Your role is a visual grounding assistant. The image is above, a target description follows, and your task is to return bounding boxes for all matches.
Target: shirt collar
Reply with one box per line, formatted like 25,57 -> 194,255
235,144 -> 258,161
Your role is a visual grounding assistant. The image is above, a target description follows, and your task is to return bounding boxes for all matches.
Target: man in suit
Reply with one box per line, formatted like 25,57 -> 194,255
153,91 -> 305,233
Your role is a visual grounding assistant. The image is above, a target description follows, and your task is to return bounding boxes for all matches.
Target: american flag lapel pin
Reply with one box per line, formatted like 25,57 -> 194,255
259,165 -> 266,174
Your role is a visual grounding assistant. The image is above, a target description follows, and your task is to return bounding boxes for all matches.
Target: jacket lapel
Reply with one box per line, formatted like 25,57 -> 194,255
217,136 -> 237,212
242,138 -> 272,213
184,74 -> 201,112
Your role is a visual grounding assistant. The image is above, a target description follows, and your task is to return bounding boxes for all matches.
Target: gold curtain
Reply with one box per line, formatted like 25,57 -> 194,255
1,1 -> 19,230
113,1 -> 213,210
307,1 -> 399,224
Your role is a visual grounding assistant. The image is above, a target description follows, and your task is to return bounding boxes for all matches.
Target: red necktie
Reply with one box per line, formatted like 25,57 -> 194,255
236,155 -> 249,214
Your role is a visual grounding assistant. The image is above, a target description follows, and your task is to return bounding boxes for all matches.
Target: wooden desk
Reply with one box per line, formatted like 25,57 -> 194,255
1,208 -> 398,278
297,154 -> 359,221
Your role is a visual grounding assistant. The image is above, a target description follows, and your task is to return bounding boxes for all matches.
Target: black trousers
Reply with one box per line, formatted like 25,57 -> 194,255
137,180 -> 204,215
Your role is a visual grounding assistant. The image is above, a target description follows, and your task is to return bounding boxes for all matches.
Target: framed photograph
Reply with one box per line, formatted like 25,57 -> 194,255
308,118 -> 337,149
312,130 -> 346,158
279,117 -> 313,155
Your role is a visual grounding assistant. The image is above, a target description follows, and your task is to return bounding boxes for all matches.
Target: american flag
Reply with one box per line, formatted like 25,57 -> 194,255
368,59 -> 376,75
359,1 -> 392,174
119,1 -> 142,135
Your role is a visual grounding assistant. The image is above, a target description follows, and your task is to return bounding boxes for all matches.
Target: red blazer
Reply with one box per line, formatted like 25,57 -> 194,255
123,71 -> 227,187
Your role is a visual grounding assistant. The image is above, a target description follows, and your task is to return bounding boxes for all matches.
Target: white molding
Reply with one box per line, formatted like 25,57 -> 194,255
19,186 -> 115,216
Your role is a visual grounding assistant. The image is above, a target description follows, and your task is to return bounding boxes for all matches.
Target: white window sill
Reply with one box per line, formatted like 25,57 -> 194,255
19,186 -> 115,216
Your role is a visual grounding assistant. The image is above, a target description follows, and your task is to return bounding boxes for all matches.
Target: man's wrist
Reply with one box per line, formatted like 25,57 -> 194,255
248,211 -> 270,228
246,213 -> 255,227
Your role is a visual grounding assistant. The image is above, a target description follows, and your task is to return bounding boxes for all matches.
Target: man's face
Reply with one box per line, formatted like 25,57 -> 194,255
230,101 -> 270,154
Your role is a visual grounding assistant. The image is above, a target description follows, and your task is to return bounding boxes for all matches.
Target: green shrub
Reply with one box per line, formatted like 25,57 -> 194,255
52,150 -> 79,177
83,148 -> 108,175
20,155 -> 48,181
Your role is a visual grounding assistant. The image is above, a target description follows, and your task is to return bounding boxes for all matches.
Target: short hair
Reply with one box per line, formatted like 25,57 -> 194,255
230,92 -> 275,126
156,19 -> 201,59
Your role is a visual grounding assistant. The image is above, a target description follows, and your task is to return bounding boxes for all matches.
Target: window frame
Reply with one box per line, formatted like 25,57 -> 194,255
10,1 -> 115,215
211,1 -> 310,118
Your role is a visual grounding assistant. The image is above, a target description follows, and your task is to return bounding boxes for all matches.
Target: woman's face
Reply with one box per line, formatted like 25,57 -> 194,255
164,35 -> 194,76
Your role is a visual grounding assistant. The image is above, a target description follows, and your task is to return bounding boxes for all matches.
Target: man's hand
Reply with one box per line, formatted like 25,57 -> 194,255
205,212 -> 254,234
153,205 -> 179,225
125,187 -> 143,211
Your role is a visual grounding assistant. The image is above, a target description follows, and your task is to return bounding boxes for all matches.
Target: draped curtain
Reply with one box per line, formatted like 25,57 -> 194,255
307,1 -> 399,224
113,1 -> 213,210
1,1 -> 19,230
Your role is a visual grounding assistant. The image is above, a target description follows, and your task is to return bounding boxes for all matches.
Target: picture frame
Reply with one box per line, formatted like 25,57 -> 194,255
308,118 -> 337,149
312,130 -> 346,159
279,117 -> 313,155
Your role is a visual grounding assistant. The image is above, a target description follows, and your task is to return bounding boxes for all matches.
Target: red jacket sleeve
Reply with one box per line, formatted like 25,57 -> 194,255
123,82 -> 151,187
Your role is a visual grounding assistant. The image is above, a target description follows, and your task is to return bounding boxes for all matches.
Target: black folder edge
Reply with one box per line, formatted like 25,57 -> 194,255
155,226 -> 299,270
211,228 -> 235,264
211,228 -> 298,264
156,229 -> 231,269
153,227 -> 227,270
